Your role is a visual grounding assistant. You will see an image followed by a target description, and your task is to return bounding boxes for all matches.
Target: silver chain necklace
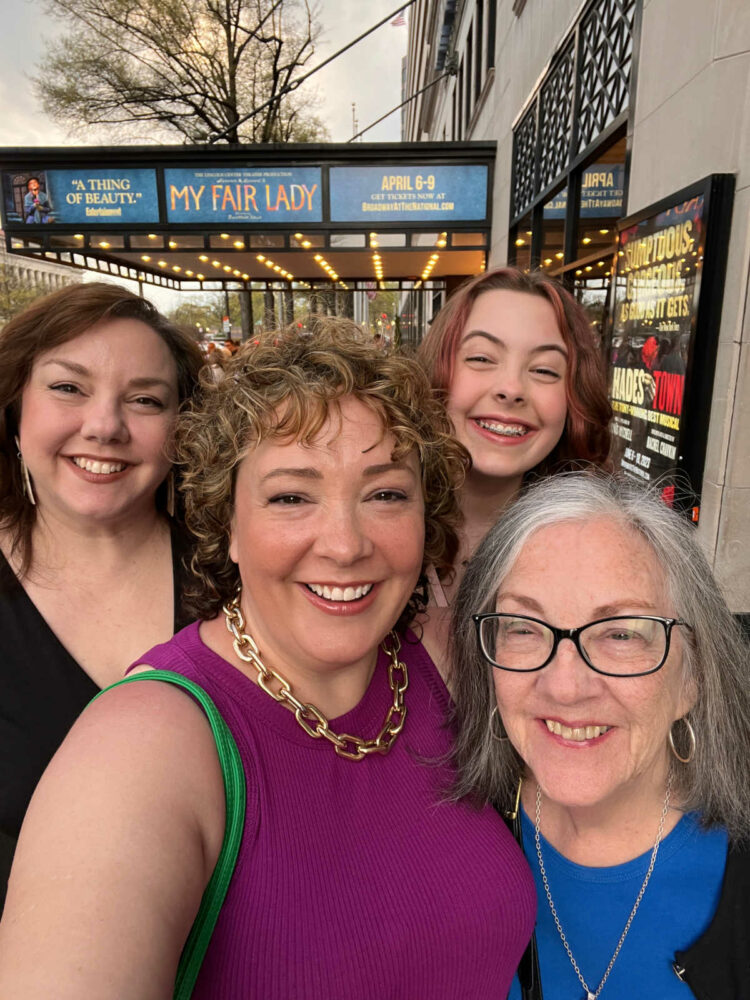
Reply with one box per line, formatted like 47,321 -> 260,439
534,771 -> 673,1000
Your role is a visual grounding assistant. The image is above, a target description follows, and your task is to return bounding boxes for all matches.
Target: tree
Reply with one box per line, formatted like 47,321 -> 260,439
367,287 -> 399,329
35,0 -> 329,144
168,291 -> 264,338
167,296 -> 222,335
0,265 -> 50,325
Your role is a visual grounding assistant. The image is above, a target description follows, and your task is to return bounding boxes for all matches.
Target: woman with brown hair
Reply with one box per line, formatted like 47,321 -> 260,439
0,281 -> 203,906
417,267 -> 612,673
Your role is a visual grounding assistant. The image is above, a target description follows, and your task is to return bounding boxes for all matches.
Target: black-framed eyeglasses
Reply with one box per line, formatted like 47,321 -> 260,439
472,613 -> 692,678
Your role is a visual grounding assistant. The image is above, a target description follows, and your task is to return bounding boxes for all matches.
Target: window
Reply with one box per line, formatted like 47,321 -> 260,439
475,0 -> 484,102
487,0 -> 497,68
540,190 -> 565,272
457,62 -> 464,139
512,214 -> 532,271
465,27 -> 473,126
575,136 -> 626,260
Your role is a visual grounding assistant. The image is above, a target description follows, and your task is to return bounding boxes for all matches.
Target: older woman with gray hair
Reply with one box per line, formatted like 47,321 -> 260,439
450,472 -> 750,1000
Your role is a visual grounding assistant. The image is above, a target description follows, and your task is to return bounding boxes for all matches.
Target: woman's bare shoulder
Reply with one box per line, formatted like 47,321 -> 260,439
0,675 -> 226,999
52,670 -> 223,772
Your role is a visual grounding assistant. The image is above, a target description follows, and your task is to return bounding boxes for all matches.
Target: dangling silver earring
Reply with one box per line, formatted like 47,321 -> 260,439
490,705 -> 509,743
14,436 -> 36,506
166,469 -> 176,518
668,716 -> 696,764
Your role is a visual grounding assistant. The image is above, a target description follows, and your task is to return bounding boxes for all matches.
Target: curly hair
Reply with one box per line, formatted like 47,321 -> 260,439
449,472 -> 750,843
0,282 -> 204,573
418,267 -> 612,474
176,318 -> 469,628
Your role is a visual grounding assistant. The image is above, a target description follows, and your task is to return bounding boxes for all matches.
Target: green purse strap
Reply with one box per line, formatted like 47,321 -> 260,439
94,670 -> 247,1000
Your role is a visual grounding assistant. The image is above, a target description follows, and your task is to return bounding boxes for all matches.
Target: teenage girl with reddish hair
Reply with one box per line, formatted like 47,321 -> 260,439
417,266 -> 612,673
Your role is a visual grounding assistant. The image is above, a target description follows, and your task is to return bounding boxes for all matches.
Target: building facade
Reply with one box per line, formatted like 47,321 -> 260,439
405,0 -> 750,614
0,229 -> 81,300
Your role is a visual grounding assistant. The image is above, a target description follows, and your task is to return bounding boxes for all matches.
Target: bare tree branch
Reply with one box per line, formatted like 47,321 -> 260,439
35,0 -> 328,143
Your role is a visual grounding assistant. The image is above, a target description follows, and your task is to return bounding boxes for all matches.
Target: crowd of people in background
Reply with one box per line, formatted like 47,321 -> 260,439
0,272 -> 747,1000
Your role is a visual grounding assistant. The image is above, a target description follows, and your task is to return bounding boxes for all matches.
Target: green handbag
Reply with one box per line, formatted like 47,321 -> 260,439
94,670 -> 246,999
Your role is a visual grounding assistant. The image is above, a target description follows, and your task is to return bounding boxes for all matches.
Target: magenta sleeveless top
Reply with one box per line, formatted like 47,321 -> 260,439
137,622 -> 536,998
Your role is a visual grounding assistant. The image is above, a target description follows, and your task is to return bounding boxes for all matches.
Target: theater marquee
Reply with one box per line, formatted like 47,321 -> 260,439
0,142 -> 494,290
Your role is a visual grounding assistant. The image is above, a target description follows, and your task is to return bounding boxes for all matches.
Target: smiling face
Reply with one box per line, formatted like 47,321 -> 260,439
492,518 -> 695,816
228,395 -> 425,686
446,289 -> 568,488
18,318 -> 178,526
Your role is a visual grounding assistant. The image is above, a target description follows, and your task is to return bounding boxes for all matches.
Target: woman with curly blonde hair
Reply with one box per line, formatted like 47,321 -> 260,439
0,320 -> 536,1000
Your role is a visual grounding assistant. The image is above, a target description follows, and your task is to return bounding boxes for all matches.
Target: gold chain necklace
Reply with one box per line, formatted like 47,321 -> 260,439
222,592 -> 408,761
534,771 -> 673,1000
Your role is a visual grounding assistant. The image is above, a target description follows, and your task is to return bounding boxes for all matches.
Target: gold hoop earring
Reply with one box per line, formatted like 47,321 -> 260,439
166,469 -> 175,518
14,436 -> 36,506
490,705 -> 509,743
668,716 -> 696,764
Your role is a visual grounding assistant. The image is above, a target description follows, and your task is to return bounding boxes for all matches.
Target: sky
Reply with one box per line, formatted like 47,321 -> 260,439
0,0 -> 408,146
0,0 -> 409,312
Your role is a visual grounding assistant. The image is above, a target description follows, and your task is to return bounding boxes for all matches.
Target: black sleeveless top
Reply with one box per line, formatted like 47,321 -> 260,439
0,527 -> 193,909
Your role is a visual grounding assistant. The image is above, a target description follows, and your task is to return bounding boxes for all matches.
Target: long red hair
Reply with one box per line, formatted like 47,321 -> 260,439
418,267 -> 612,473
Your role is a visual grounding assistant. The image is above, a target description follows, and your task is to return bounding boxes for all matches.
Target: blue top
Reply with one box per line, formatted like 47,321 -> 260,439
509,809 -> 728,1000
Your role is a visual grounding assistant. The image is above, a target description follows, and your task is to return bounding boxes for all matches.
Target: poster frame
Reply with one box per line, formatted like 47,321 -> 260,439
604,172 -> 735,519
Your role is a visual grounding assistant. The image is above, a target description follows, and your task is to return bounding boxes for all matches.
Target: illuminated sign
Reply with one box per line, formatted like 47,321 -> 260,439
329,165 -> 488,222
1,168 -> 159,224
608,194 -> 703,495
604,174 -> 735,516
164,167 -> 322,223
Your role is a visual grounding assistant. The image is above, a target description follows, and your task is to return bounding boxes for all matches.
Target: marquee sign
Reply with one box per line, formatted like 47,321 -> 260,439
329,164 -> 489,223
1,168 -> 159,225
2,159 -> 490,229
164,167 -> 322,224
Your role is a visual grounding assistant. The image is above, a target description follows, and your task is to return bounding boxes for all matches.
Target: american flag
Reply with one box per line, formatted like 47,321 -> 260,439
391,12 -> 407,26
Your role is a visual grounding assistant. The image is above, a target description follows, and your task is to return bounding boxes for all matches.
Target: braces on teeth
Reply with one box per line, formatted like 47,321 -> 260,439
477,419 -> 527,437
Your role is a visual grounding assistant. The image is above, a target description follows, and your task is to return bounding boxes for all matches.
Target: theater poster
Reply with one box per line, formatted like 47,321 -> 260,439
606,174 -> 734,519
1,167 -> 159,225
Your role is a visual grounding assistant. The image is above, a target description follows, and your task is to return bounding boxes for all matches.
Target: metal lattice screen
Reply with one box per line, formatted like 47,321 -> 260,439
512,106 -> 537,219
511,0 -> 637,220
539,44 -> 575,191
577,0 -> 636,153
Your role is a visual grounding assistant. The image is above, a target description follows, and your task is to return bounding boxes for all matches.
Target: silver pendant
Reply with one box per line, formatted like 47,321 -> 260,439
585,994 -> 596,1000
